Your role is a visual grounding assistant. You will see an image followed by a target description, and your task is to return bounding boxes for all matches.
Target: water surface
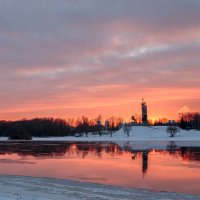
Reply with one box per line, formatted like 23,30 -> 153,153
0,141 -> 199,195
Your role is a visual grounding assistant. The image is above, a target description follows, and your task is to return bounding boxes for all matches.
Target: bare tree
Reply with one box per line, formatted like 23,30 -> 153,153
132,114 -> 142,123
123,123 -> 132,137
166,126 -> 179,137
96,115 -> 103,136
179,112 -> 200,130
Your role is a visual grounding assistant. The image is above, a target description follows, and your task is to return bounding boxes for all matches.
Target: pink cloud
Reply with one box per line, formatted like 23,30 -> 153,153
0,0 -> 200,120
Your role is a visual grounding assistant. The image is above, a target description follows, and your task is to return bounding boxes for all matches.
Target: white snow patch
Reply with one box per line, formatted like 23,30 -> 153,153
0,175 -> 199,200
30,126 -> 200,142
1,126 -> 199,142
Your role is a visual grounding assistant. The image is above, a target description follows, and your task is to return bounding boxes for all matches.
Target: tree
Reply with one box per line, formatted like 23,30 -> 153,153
115,117 -> 124,130
132,114 -> 142,123
7,123 -> 32,140
178,112 -> 200,130
180,117 -> 187,130
166,126 -> 179,137
66,118 -> 75,127
123,123 -> 132,137
75,116 -> 90,137
96,115 -> 103,136
109,116 -> 115,137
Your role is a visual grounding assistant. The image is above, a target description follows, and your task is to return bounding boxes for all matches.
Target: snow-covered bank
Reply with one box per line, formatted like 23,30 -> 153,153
0,175 -> 199,200
33,126 -> 200,142
1,126 -> 200,142
31,126 -> 200,142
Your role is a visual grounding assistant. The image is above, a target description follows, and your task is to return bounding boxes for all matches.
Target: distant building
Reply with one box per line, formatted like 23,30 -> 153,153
105,120 -> 109,130
168,120 -> 176,124
141,99 -> 148,124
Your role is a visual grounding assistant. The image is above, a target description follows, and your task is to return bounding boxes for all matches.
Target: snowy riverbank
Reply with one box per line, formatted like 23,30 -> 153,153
34,126 -> 200,141
0,175 -> 199,200
1,126 -> 200,142
30,126 -> 200,142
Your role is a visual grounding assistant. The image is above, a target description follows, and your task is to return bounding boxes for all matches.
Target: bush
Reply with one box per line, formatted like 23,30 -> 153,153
166,126 -> 179,137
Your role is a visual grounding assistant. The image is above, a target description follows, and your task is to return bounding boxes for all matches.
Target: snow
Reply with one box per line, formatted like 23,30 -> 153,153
0,175 -> 199,200
22,126 -> 200,142
0,126 -> 199,142
33,126 -> 200,142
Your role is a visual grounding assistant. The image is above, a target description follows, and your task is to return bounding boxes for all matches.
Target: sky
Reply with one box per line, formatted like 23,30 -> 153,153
0,0 -> 200,121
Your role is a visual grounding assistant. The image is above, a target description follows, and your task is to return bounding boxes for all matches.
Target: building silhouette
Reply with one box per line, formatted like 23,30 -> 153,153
141,99 -> 148,124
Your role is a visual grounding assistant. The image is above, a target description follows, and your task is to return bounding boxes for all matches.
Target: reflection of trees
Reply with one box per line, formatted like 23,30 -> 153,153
0,142 -> 125,159
0,142 -> 199,175
0,142 -> 70,157
67,143 -> 124,159
156,144 -> 200,163
179,147 -> 200,162
126,142 -> 200,176
166,141 -> 177,154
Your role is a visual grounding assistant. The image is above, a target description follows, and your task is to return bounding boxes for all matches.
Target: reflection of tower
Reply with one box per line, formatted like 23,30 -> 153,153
141,99 -> 148,124
142,151 -> 149,176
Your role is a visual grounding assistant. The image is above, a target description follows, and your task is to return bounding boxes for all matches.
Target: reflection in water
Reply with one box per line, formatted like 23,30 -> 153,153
0,141 -> 200,163
142,151 -> 149,176
0,141 -> 200,175
0,141 -> 200,195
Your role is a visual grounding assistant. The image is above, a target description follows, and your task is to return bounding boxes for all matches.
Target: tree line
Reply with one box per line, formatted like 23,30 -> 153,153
0,112 -> 199,140
153,112 -> 200,130
0,116 -> 124,140
179,112 -> 200,130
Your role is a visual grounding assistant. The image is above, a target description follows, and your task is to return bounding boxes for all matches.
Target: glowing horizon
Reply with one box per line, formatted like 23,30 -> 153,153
0,0 -> 200,121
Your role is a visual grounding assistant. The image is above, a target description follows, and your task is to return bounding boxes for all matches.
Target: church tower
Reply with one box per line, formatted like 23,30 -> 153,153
141,99 -> 148,124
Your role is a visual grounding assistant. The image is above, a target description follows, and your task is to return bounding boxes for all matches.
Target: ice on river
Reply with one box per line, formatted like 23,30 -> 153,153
0,175 -> 199,200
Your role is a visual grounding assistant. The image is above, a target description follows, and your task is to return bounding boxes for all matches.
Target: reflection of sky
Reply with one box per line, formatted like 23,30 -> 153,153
0,142 -> 200,194
0,0 -> 200,120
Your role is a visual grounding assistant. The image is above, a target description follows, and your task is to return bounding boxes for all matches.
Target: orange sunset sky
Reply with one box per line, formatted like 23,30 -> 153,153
0,0 -> 200,121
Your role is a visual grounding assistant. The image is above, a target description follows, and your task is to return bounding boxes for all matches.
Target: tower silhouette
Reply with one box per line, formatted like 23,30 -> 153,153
141,99 -> 148,124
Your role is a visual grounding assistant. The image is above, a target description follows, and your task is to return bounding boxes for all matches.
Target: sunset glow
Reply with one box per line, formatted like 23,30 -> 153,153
0,143 -> 200,195
0,0 -> 200,121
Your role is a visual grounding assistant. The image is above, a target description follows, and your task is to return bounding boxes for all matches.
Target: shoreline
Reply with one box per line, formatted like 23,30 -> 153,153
0,174 -> 199,200
1,126 -> 199,142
